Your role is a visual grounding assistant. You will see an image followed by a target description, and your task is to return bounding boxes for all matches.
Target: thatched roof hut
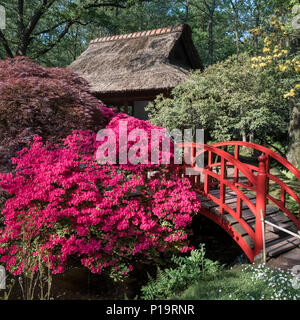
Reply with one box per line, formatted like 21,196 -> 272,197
69,24 -> 202,119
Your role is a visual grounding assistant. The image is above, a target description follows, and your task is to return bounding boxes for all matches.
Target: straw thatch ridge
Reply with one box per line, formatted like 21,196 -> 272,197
90,25 -> 184,44
69,24 -> 203,95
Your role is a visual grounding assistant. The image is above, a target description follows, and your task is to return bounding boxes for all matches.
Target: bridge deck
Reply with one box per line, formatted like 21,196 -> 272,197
197,189 -> 300,261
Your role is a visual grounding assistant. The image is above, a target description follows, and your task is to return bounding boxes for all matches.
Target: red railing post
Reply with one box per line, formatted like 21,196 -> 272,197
255,153 -> 267,256
204,151 -> 212,195
219,157 -> 226,215
234,145 -> 240,184
191,144 -> 197,187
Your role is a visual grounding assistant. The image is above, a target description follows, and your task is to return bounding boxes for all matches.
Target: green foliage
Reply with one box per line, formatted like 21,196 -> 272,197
175,264 -> 300,300
280,169 -> 298,181
141,245 -> 221,300
248,8 -> 300,168
148,52 -> 290,144
0,0 -> 156,66
269,167 -> 300,216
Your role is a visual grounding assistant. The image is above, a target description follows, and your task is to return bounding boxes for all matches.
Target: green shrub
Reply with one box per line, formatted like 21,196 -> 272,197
176,264 -> 300,300
141,245 -> 221,300
147,53 -> 290,145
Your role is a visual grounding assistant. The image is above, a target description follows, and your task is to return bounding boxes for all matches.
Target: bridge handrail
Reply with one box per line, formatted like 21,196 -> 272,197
176,141 -> 300,261
211,141 -> 300,181
177,142 -> 264,258
176,142 -> 257,187
211,141 -> 300,229
202,168 -> 257,241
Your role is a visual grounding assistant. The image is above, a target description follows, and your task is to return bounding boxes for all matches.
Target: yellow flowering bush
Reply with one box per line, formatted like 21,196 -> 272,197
250,14 -> 299,100
284,89 -> 295,99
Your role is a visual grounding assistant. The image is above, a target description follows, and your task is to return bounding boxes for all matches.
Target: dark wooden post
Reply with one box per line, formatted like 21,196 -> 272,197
124,101 -> 128,115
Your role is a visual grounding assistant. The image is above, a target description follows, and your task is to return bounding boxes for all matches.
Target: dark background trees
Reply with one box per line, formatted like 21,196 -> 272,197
0,0 -> 295,67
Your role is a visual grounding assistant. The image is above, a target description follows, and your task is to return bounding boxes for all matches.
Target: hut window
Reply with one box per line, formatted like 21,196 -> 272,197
110,104 -> 134,116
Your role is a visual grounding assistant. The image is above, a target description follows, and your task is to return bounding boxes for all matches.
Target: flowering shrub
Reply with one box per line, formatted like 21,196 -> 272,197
0,130 -> 200,278
98,112 -> 175,169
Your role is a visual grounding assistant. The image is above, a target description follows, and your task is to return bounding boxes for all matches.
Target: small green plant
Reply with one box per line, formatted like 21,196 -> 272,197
0,276 -> 15,300
141,245 -> 221,300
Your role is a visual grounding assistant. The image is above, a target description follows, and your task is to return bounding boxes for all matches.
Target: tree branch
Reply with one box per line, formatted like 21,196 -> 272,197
12,0 -> 150,57
33,21 -> 74,58
202,0 -> 211,12
33,20 -> 70,35
190,0 -> 216,20
83,0 -> 151,10
17,0 -> 25,33
23,0 -> 57,40
83,1 -> 127,10
0,30 -> 13,57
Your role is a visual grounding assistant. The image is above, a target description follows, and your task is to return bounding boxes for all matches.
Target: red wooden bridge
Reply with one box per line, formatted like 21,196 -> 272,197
177,141 -> 300,263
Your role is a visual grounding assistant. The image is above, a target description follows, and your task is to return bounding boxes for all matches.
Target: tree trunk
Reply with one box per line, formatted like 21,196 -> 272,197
184,0 -> 190,23
17,38 -> 29,56
230,1 -> 240,57
249,132 -> 254,143
287,103 -> 300,168
207,0 -> 216,66
203,0 -> 216,65
235,29 -> 240,56
241,129 -> 247,142
253,0 -> 260,55
208,16 -> 214,65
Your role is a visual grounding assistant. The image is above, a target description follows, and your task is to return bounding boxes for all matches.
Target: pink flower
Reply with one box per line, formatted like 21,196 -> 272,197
0,127 -> 200,276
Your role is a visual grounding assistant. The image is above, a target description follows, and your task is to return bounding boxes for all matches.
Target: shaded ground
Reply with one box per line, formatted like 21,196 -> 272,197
6,259 -> 158,300
190,214 -> 246,266
267,247 -> 300,271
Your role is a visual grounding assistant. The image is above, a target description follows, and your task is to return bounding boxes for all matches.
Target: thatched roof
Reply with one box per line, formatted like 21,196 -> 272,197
69,24 -> 202,96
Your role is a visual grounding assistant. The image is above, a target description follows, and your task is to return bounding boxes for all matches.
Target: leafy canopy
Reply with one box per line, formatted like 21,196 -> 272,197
148,53 -> 289,144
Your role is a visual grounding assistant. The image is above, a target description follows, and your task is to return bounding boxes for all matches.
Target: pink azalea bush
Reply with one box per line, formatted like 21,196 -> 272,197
0,114 -> 200,279
97,112 -> 175,170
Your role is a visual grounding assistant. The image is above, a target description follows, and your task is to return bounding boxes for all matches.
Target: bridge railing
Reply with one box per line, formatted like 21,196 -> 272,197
177,142 -> 264,260
176,141 -> 300,262
211,141 -> 300,231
